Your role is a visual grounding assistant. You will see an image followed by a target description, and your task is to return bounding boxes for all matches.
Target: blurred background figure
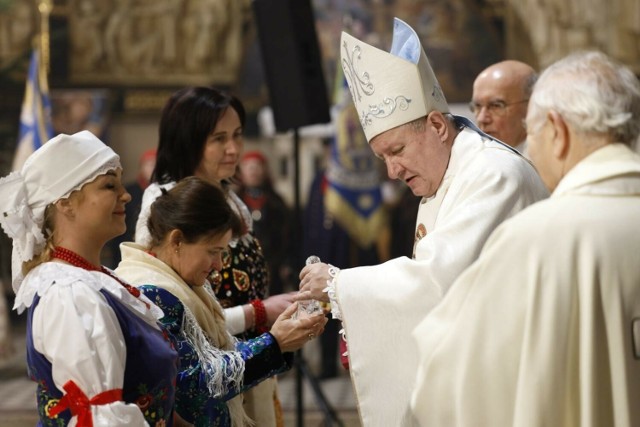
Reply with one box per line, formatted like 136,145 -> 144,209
0,278 -> 13,365
237,150 -> 294,296
470,60 -> 537,157
104,148 -> 156,268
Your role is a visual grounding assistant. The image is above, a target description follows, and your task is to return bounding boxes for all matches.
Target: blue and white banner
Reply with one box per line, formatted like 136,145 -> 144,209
12,48 -> 54,171
324,68 -> 387,248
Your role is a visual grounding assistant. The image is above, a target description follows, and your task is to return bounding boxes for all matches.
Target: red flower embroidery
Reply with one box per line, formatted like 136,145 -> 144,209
136,394 -> 153,411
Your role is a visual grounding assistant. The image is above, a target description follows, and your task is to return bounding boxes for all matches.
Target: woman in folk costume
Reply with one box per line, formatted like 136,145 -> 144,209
117,177 -> 327,426
135,87 -> 295,426
0,131 -> 178,426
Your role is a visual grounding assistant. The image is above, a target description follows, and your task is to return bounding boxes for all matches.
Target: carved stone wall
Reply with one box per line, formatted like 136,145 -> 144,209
0,1 -> 36,72
68,0 -> 248,85
505,0 -> 640,73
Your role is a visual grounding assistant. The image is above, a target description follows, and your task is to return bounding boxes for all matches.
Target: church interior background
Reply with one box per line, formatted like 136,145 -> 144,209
0,0 -> 639,285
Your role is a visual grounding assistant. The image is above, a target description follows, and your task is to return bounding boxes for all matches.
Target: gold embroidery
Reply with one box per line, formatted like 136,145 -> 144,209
412,223 -> 428,259
232,269 -> 250,291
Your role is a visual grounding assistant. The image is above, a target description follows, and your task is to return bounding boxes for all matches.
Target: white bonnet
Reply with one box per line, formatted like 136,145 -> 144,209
340,18 -> 449,142
0,130 -> 120,291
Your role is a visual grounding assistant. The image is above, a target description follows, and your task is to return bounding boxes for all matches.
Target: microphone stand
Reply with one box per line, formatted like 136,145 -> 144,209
292,127 -> 344,427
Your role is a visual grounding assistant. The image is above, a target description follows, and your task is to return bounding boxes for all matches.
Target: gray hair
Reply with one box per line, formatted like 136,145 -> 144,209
405,113 -> 457,133
406,116 -> 426,133
529,51 -> 640,146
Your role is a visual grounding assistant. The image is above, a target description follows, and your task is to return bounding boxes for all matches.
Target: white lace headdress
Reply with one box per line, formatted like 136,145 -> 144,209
340,18 -> 450,142
0,130 -> 121,292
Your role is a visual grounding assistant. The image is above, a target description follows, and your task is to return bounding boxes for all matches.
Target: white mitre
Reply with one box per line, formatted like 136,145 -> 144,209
340,18 -> 449,142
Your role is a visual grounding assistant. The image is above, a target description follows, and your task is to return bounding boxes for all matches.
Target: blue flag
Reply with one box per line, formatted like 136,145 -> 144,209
324,67 -> 387,248
12,48 -> 54,171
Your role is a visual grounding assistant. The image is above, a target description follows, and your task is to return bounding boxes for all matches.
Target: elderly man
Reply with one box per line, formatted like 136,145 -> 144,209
471,60 -> 537,156
411,51 -> 640,427
296,18 -> 548,426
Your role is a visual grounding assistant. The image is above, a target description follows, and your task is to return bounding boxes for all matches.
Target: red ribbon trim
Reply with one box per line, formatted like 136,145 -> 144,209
48,380 -> 123,426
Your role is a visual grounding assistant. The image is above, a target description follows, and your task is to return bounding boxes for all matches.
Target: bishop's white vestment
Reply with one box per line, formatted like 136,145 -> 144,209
411,143 -> 640,427
333,126 -> 549,426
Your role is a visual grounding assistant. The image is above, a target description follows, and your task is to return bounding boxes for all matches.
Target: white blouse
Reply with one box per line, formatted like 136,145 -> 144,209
15,262 -> 162,426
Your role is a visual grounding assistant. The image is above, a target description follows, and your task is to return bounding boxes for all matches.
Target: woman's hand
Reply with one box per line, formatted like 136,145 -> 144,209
269,303 -> 328,353
262,292 -> 296,325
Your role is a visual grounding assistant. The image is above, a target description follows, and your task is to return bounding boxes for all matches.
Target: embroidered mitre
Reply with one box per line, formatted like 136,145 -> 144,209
340,18 -> 450,142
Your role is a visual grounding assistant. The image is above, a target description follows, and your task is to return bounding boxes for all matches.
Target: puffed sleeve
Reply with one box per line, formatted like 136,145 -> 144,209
134,184 -> 162,247
32,281 -> 148,426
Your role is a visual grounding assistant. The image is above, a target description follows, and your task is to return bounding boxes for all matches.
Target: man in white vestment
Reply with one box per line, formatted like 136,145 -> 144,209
296,18 -> 549,426
411,51 -> 640,427
470,60 -> 537,157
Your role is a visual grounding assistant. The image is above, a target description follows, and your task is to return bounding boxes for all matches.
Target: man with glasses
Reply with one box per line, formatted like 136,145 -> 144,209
471,60 -> 537,157
296,18 -> 548,426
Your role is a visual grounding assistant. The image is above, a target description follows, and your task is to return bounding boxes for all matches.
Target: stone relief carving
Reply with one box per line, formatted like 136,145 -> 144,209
1,0 -> 637,88
68,0 -> 246,85
506,0 -> 640,73
0,1 -> 36,70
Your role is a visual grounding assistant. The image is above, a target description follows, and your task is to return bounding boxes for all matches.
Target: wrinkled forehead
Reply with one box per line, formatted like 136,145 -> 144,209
369,120 -> 428,159
369,123 -> 408,155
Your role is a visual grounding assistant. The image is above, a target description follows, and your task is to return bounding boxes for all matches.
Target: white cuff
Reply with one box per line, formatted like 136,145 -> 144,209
224,305 -> 246,335
322,264 -> 342,320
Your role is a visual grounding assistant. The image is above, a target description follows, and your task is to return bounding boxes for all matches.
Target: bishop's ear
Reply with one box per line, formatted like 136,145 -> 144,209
427,111 -> 449,142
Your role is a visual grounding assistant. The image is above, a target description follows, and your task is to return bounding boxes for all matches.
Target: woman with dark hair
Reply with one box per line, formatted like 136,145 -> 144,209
118,177 -> 325,426
135,87 -> 297,426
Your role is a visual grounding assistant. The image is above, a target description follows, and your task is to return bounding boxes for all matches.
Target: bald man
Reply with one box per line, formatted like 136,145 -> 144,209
470,60 -> 537,156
